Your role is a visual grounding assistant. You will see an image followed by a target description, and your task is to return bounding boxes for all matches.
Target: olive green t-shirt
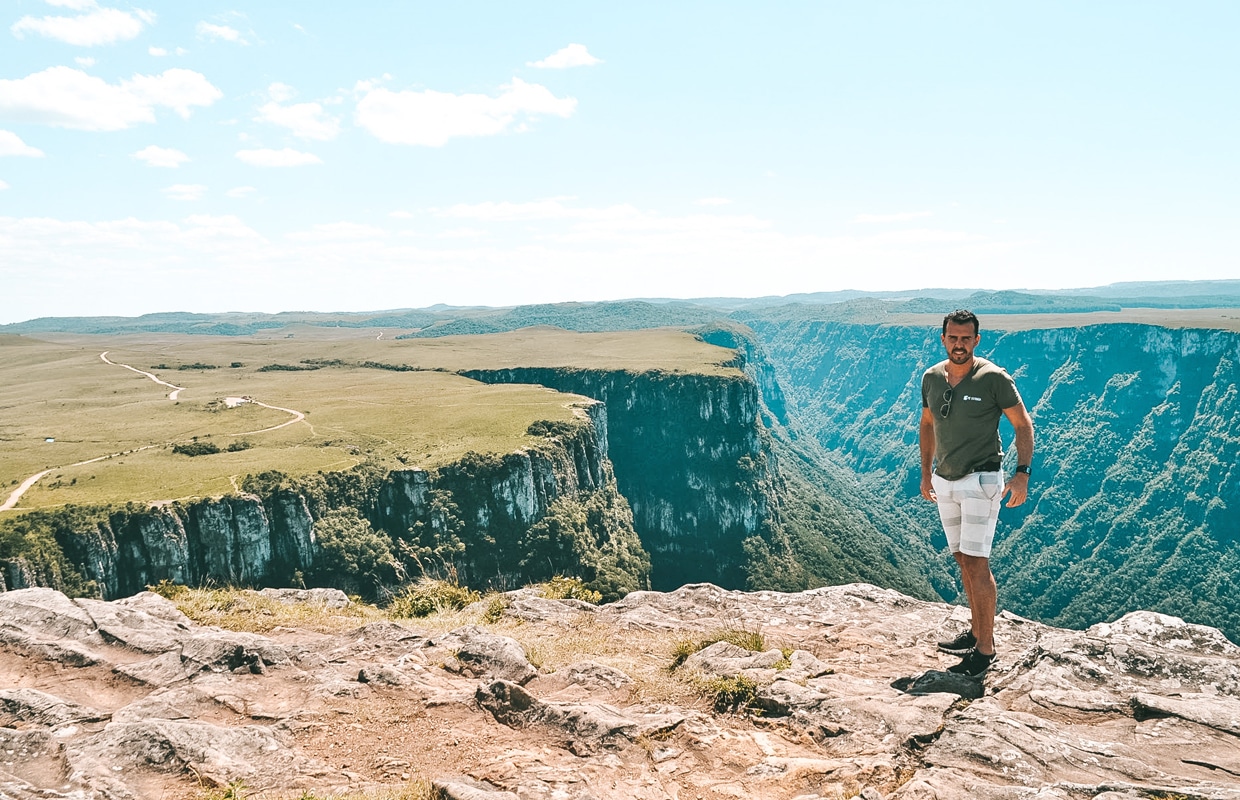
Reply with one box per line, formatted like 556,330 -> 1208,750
921,357 -> 1022,481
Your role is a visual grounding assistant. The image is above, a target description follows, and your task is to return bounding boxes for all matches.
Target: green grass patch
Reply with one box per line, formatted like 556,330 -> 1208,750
694,674 -> 760,713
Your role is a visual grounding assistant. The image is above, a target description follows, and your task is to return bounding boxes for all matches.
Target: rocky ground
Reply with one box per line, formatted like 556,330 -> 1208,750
2,582 -> 1240,800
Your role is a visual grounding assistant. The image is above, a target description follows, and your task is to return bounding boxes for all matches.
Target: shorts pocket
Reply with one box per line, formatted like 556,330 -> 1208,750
977,472 -> 1004,501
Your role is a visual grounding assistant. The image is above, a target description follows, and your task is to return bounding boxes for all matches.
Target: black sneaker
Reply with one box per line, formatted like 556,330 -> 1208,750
947,649 -> 994,679
936,630 -> 977,655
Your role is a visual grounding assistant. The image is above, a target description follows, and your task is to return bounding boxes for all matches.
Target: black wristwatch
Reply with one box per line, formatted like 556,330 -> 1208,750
1014,465 -> 1031,477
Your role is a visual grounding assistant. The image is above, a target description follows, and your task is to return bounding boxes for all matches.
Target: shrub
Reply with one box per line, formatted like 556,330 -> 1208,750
526,419 -> 578,438
537,575 -> 602,604
386,577 -> 479,618
173,441 -> 220,457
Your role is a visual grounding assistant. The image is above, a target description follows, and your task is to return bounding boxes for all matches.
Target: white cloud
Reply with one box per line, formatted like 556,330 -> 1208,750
0,67 -> 222,131
124,69 -> 223,118
852,211 -> 933,224
354,77 -> 575,147
286,222 -> 388,242
75,56 -> 95,67
235,147 -> 321,167
0,180 -> 8,190
0,131 -> 44,158
149,46 -> 167,56
11,7 -> 147,46
695,197 -> 731,206
267,82 -> 296,103
527,43 -> 602,69
225,186 -> 256,198
257,99 -> 340,141
437,197 -> 637,223
197,21 -> 246,44
133,145 -> 188,167
176,46 -> 188,56
437,227 -> 486,239
162,183 -> 205,201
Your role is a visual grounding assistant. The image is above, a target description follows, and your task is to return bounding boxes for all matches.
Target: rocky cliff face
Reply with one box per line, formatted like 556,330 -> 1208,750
53,493 -> 315,599
377,403 -> 609,540
461,367 -> 775,591
22,400 -> 644,601
748,318 -> 1240,641
5,582 -> 1240,799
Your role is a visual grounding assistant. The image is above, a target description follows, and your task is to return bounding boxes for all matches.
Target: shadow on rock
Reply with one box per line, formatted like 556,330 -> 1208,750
891,670 -> 983,700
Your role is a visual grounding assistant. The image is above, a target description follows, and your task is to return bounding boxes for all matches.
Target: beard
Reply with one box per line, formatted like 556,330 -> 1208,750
949,349 -> 972,364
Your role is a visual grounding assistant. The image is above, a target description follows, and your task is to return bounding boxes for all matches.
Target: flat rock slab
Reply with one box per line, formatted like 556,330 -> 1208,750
2,584 -> 1240,799
476,679 -> 684,755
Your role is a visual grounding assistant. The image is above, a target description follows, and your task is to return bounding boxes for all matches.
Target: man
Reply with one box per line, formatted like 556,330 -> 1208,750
919,309 -> 1034,678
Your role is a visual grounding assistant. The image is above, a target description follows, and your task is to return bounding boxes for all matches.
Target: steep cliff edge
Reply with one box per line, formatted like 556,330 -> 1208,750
2,402 -> 649,601
748,318 -> 1240,641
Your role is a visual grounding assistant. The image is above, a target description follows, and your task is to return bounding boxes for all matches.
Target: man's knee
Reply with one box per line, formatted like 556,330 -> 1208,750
958,553 -> 991,576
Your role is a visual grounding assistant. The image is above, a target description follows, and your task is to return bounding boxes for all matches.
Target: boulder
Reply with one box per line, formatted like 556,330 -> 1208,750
434,626 -> 538,685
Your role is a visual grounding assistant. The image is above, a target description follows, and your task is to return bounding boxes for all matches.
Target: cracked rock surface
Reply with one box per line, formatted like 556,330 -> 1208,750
2,583 -> 1240,799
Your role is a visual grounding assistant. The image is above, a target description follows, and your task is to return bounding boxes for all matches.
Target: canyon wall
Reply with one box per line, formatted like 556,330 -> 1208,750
4,402 -> 649,600
460,367 -> 776,591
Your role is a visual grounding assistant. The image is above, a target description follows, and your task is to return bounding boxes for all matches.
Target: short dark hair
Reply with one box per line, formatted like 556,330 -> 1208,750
942,309 -> 979,335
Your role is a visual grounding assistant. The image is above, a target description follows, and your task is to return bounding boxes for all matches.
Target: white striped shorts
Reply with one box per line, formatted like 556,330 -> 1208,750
932,471 -> 1004,558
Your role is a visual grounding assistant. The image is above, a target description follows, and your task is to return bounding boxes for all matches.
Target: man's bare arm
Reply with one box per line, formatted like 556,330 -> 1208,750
1002,402 -> 1034,507
919,405 -> 937,502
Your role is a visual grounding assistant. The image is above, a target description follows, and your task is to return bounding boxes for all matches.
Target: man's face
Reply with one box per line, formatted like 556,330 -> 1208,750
941,321 -> 979,365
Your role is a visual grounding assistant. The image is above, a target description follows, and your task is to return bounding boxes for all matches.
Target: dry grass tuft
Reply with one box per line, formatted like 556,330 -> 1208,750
197,778 -> 436,800
162,586 -> 387,634
164,585 -> 714,709
669,627 -> 766,670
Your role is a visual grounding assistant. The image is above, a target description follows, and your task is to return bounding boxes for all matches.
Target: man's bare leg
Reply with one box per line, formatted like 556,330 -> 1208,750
955,553 -> 996,655
952,551 -> 976,639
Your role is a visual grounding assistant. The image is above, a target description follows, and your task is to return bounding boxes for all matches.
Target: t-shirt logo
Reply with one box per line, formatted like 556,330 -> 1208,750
963,394 -> 982,402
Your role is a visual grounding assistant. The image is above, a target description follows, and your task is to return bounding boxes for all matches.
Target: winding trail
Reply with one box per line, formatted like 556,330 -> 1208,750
99,352 -> 185,400
0,354 -> 311,513
1,446 -> 159,512
232,400 -> 310,435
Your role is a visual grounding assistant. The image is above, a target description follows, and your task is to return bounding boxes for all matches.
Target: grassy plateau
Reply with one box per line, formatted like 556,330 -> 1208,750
0,327 -> 739,512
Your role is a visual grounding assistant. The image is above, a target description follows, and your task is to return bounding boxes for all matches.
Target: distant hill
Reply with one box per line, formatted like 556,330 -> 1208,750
6,280 -> 1240,335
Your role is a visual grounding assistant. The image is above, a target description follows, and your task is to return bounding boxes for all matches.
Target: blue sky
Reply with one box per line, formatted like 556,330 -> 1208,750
1,1 -> 1237,323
